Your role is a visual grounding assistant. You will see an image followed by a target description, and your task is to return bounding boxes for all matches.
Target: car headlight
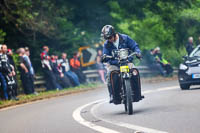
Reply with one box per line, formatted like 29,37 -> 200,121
179,64 -> 188,70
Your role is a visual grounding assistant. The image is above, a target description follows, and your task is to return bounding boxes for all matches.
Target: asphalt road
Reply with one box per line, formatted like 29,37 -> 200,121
0,80 -> 200,133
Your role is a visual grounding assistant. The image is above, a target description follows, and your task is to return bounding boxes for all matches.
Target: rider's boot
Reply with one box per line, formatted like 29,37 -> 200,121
109,94 -> 113,103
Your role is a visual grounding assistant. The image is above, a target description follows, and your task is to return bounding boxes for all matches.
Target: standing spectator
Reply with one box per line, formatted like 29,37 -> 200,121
70,52 -> 86,84
17,48 -> 34,94
60,52 -> 80,86
96,50 -> 106,84
185,37 -> 194,55
0,44 -> 8,100
7,49 -> 18,97
1,45 -> 18,100
24,47 -> 37,94
40,46 -> 61,90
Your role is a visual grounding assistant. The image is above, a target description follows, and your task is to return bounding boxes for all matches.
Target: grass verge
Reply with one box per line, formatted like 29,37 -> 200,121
0,83 -> 104,109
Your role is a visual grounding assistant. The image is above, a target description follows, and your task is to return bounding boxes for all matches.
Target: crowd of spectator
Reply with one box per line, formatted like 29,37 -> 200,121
0,44 -> 90,101
40,46 -> 88,91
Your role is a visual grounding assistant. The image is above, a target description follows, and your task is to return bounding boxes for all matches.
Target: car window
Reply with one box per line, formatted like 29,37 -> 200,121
189,47 -> 200,57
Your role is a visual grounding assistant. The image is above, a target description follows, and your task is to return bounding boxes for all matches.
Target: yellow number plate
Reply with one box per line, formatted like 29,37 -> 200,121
120,66 -> 129,73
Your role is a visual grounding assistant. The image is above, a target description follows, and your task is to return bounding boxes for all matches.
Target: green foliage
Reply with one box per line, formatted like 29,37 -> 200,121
0,29 -> 6,43
108,0 -> 200,66
1,0 -> 200,69
0,82 -> 102,107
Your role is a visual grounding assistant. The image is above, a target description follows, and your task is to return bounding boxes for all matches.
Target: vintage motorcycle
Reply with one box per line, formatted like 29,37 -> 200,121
103,49 -> 144,115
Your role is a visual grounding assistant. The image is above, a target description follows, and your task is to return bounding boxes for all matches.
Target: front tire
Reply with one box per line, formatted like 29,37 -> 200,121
180,83 -> 190,90
124,79 -> 133,115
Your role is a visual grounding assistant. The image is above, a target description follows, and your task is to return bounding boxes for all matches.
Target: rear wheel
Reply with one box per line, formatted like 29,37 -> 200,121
124,79 -> 133,115
180,83 -> 190,90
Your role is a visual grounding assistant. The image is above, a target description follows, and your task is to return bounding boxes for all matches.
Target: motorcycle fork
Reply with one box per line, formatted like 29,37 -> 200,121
120,71 -> 133,104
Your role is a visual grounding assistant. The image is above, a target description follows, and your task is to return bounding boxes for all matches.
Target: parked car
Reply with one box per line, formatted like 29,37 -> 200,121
178,45 -> 200,90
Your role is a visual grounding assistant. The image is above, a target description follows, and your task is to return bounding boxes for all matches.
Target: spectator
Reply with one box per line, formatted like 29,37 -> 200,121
17,48 -> 34,94
143,48 -> 166,76
70,52 -> 86,84
24,47 -> 38,95
96,50 -> 106,84
0,44 -> 8,100
1,44 -> 18,100
40,46 -> 62,90
51,55 -> 72,88
60,52 -> 80,86
185,37 -> 194,55
7,49 -> 18,97
154,47 -> 173,76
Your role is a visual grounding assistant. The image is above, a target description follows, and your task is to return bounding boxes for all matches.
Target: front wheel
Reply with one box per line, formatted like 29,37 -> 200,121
124,79 -> 133,115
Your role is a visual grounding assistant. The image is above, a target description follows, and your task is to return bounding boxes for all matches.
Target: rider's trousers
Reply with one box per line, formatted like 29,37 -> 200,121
106,63 -> 134,84
106,63 -> 134,97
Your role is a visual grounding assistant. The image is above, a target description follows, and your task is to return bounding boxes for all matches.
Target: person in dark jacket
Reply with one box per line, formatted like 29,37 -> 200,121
51,55 -> 72,88
101,25 -> 143,103
40,46 -> 62,90
143,49 -> 166,76
7,49 -> 18,97
17,48 -> 34,95
1,45 -> 18,100
185,37 -> 194,55
0,44 -> 8,100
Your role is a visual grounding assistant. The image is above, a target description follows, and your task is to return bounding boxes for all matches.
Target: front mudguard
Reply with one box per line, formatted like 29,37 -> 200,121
130,68 -> 143,102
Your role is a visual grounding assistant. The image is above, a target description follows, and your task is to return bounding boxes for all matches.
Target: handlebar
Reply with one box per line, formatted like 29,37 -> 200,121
103,52 -> 140,59
128,52 -> 138,58
101,51 -> 142,63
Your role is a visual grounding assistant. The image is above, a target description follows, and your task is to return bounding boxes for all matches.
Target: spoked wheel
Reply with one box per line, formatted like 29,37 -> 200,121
124,79 -> 133,115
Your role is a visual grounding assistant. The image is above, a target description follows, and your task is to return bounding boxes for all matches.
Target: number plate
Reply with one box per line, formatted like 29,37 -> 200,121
192,74 -> 200,79
120,66 -> 129,73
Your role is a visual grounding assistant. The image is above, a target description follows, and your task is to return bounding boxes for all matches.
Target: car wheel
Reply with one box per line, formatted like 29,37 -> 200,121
180,84 -> 190,90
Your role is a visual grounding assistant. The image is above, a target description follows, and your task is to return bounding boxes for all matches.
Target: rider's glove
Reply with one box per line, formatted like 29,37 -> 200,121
136,53 -> 142,60
128,56 -> 133,62
101,54 -> 107,63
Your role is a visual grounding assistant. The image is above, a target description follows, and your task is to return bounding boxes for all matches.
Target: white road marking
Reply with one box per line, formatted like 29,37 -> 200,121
73,86 -> 179,133
72,99 -> 120,133
91,101 -> 167,133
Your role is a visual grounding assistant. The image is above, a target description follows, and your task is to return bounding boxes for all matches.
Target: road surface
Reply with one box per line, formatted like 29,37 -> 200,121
0,80 -> 200,133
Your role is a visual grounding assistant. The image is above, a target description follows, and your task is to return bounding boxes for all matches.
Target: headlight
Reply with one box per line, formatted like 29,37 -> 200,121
179,64 -> 188,70
119,49 -> 128,60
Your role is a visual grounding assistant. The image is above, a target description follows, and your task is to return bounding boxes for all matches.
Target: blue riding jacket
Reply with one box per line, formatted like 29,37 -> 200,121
103,33 -> 141,66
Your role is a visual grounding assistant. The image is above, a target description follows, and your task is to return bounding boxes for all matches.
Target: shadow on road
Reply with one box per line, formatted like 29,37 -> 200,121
113,106 -> 169,116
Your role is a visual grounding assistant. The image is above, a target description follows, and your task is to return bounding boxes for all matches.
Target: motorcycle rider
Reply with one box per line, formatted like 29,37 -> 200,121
101,25 -> 143,103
